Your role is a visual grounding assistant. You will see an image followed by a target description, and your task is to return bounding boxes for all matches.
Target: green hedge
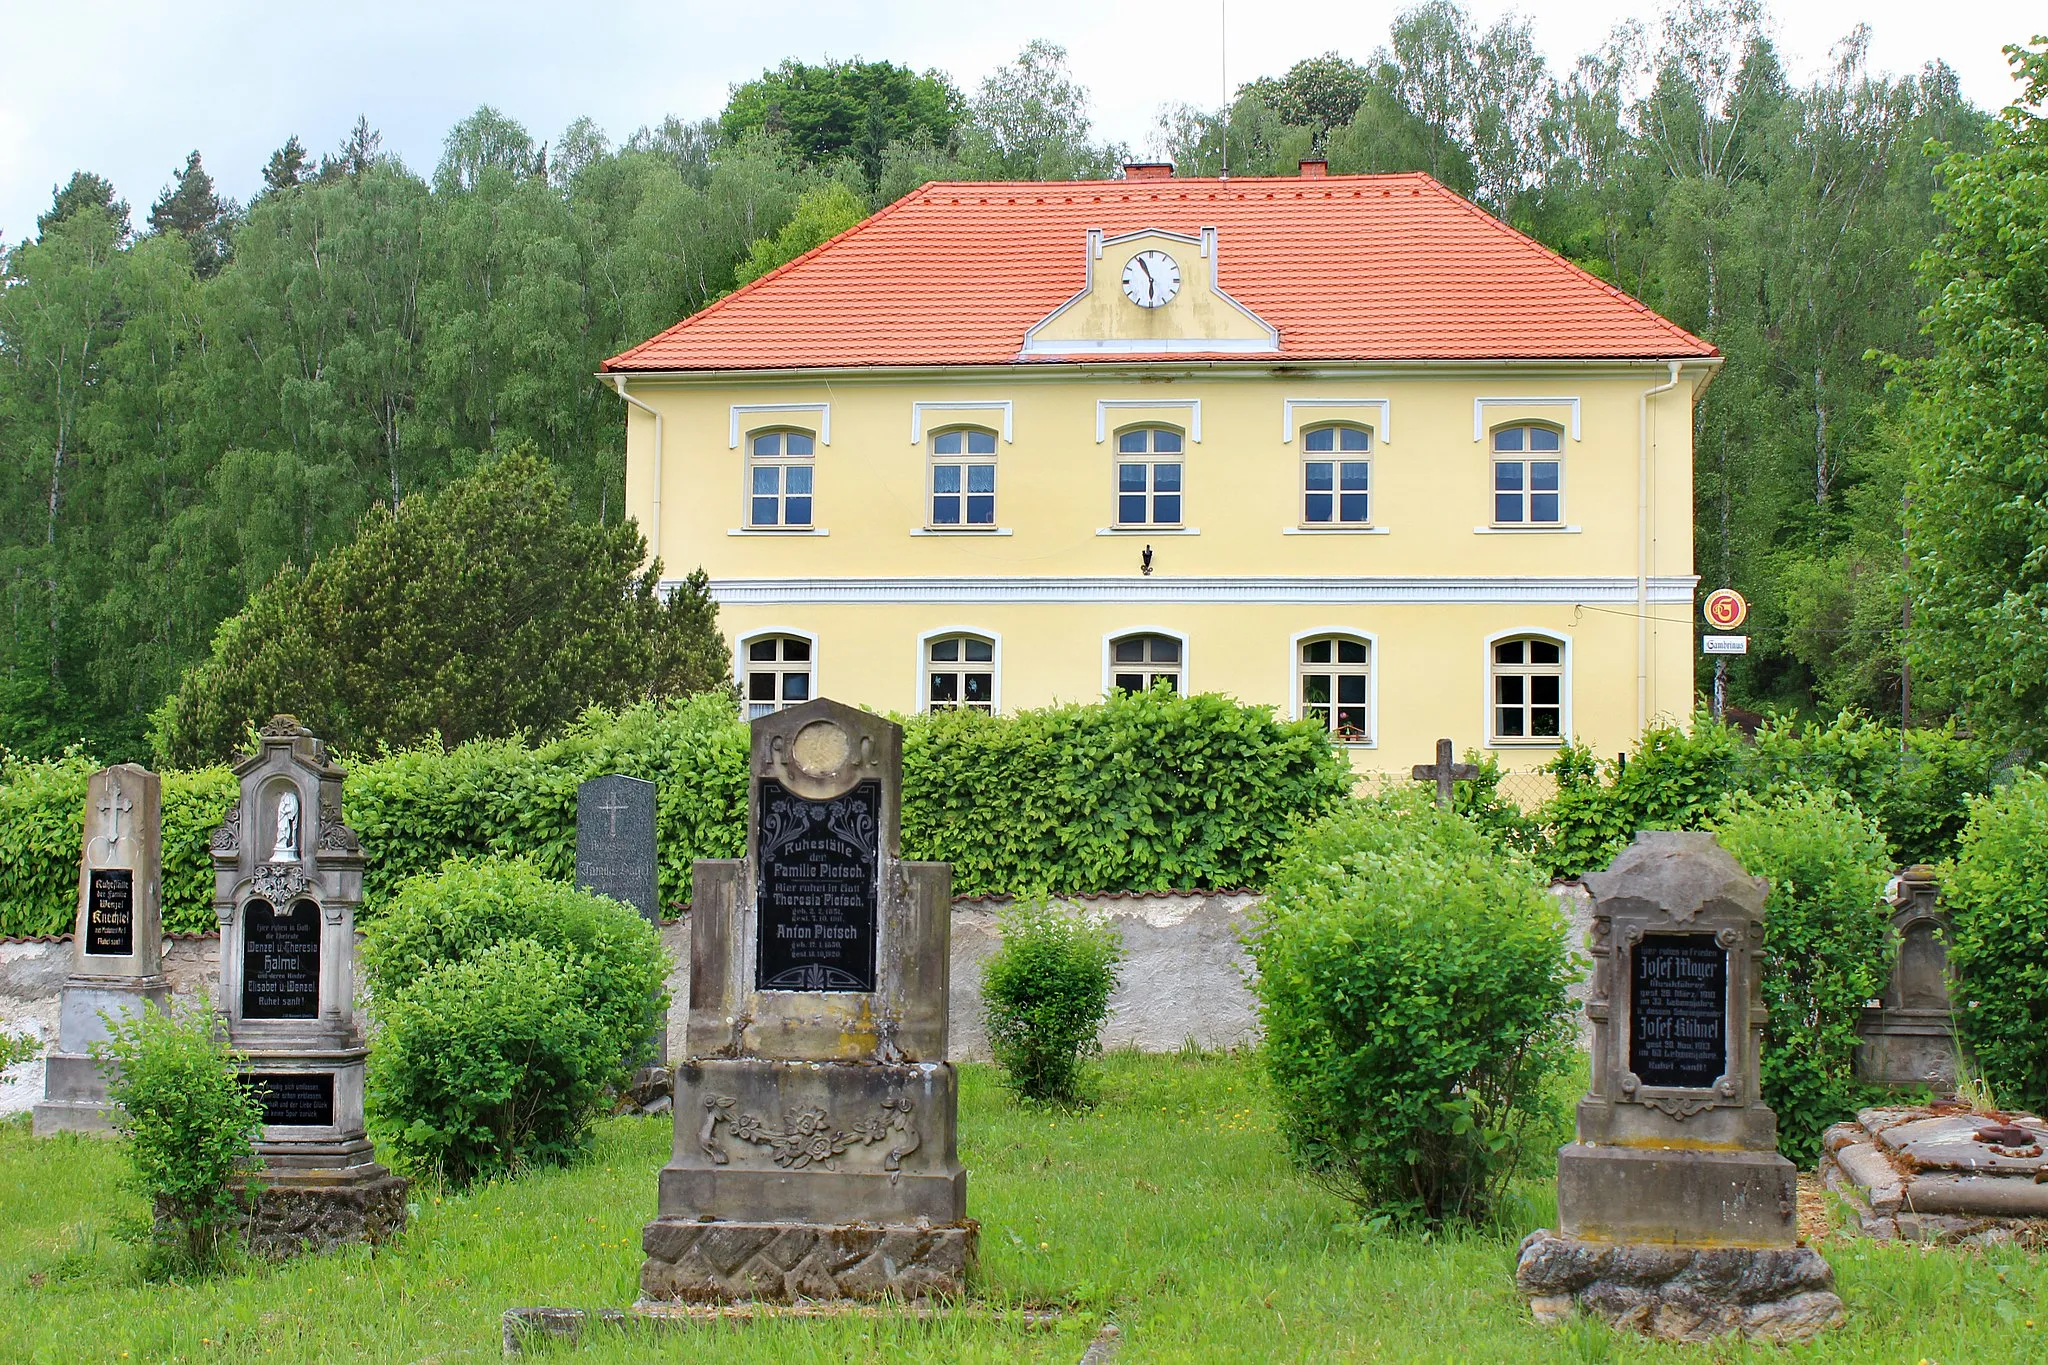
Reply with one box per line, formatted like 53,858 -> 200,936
1945,771 -> 2048,1112
0,689 -> 1349,937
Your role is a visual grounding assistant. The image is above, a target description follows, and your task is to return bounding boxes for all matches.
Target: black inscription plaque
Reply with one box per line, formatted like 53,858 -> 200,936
245,1071 -> 334,1127
86,868 -> 135,956
755,778 -> 880,992
1629,933 -> 1729,1089
241,898 -> 321,1019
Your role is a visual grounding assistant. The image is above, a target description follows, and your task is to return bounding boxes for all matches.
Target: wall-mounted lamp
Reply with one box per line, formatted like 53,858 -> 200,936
1141,544 -> 1154,576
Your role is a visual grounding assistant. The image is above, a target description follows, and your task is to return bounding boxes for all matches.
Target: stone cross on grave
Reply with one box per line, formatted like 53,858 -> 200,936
97,787 -> 134,848
1411,738 -> 1479,810
596,790 -> 628,839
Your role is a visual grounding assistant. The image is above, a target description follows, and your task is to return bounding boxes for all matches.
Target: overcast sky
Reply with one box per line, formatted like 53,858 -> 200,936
1,1 -> 2038,241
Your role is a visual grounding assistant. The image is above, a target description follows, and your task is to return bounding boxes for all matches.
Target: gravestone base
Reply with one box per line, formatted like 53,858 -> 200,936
1820,1106 -> 2048,1246
226,1164 -> 409,1259
32,975 -> 170,1136
1557,1143 -> 1799,1246
1516,1230 -> 1843,1344
1853,1009 -> 1955,1090
639,1218 -> 977,1303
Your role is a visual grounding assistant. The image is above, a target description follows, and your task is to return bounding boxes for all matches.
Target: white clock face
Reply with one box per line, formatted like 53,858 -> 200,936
1121,250 -> 1181,308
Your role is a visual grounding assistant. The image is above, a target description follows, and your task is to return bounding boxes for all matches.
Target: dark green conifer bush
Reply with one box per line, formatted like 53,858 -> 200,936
1943,771 -> 2048,1112
1247,793 -> 1574,1225
980,903 -> 1125,1106
362,856 -> 667,1184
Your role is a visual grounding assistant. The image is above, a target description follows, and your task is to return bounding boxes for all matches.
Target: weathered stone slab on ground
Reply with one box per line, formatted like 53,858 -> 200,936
1821,1104 -> 2048,1245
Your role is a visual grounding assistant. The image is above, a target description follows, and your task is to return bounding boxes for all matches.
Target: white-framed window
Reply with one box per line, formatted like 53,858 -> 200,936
747,429 -> 815,528
1108,632 -> 1183,695
929,428 -> 997,528
1491,634 -> 1565,743
1115,427 -> 1184,527
1297,634 -> 1373,743
742,633 -> 814,719
924,633 -> 997,713
1492,425 -> 1563,525
1301,424 -> 1371,526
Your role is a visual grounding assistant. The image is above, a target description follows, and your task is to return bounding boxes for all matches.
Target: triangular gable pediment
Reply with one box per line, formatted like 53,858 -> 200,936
1020,227 -> 1280,357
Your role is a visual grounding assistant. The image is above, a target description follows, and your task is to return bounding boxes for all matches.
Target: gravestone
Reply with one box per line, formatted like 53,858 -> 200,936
1855,865 -> 1956,1088
639,698 -> 975,1303
33,765 -> 171,1136
576,775 -> 663,1065
1410,737 -> 1479,810
212,716 -> 405,1256
1516,832 -> 1844,1344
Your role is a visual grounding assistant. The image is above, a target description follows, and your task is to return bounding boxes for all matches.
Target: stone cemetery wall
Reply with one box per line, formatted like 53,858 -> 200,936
4,881 -> 1594,1113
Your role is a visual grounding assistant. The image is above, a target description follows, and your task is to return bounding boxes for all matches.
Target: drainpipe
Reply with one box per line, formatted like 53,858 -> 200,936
1638,361 -> 1685,737
608,374 -> 662,574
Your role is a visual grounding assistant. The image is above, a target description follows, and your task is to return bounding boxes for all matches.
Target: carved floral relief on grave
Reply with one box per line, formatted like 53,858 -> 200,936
697,1093 -> 920,1171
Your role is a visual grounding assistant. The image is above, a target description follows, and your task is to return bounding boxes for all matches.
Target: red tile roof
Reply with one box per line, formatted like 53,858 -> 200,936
604,173 -> 1715,372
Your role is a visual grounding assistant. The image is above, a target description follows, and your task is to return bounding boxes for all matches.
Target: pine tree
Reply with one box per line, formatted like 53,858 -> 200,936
36,172 -> 129,239
146,151 -> 236,277
260,136 -> 309,194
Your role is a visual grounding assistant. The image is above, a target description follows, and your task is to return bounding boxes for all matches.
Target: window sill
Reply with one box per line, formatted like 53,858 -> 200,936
912,527 -> 1014,537
728,527 -> 830,536
1488,739 -> 1565,749
1474,525 -> 1581,534
1097,527 -> 1200,536
1284,526 -> 1390,535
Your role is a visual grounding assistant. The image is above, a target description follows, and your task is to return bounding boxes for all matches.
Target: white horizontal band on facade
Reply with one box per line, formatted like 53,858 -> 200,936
677,575 -> 1699,606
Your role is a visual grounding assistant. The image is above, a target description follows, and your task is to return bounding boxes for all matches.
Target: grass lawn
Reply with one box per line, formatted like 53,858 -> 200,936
2,1050 -> 2044,1362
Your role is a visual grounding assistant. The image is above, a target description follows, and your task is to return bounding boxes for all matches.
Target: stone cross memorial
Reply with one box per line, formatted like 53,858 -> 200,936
34,765 -> 170,1136
640,698 -> 974,1303
1516,832 -> 1844,1344
1411,737 -> 1479,810
212,716 -> 405,1255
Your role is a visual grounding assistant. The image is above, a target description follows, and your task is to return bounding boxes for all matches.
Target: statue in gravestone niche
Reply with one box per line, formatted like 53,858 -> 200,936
639,698 -> 975,1305
1515,832 -> 1844,1345
34,765 -> 170,1136
269,789 -> 300,861
211,716 -> 405,1257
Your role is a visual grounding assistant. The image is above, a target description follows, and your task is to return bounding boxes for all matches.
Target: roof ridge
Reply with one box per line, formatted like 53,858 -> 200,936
1413,177 -> 1713,354
605,180 -> 940,370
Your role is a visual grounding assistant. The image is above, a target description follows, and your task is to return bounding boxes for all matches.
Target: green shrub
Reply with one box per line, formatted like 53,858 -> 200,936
1541,723 -> 1746,879
980,903 -> 1125,1106
0,688 -> 1349,936
1944,771 -> 2048,1112
902,688 -> 1352,896
1713,789 -> 1893,1161
96,1003 -> 263,1275
1247,793 -> 1576,1225
0,1028 -> 37,1079
362,856 -> 668,1184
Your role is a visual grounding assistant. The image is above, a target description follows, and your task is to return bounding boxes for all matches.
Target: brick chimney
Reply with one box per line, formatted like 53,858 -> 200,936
1299,159 -> 1329,178
1123,162 -> 1174,181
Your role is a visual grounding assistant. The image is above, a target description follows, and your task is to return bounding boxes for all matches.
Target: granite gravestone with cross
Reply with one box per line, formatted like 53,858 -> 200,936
576,774 -> 663,1063
212,716 -> 405,1256
640,698 -> 974,1304
1411,738 -> 1480,810
33,765 -> 171,1136
1516,832 -> 1843,1344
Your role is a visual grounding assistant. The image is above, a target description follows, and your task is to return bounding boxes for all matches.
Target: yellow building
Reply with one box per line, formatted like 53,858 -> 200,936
604,163 -> 1718,774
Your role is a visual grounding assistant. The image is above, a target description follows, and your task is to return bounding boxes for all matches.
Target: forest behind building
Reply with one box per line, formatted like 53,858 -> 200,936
1,0 -> 2039,761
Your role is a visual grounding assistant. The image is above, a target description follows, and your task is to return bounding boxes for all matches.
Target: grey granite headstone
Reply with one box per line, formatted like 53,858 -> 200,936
34,764 -> 171,1136
576,776 -> 659,926
1516,832 -> 1844,1343
576,775 -> 661,1063
640,698 -> 974,1305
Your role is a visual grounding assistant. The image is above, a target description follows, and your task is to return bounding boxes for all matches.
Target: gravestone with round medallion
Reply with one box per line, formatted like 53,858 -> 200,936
639,698 -> 974,1304
211,716 -> 405,1257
